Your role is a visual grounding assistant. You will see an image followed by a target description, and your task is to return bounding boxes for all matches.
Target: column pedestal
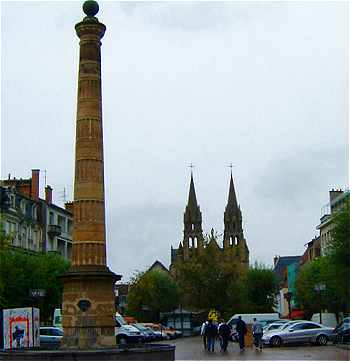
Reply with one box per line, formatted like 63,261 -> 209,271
61,268 -> 120,349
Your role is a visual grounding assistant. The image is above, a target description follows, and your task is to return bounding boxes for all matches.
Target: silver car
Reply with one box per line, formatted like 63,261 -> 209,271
263,320 -> 290,333
262,321 -> 334,347
40,327 -> 63,349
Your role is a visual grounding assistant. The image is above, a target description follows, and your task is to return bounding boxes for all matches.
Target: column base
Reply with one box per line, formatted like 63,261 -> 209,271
60,267 -> 121,349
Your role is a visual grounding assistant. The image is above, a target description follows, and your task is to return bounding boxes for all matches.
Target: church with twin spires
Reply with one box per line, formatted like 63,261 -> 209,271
170,172 -> 249,272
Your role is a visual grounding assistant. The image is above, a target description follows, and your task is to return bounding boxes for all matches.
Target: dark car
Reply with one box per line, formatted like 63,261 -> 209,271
334,317 -> 350,344
40,327 -> 63,349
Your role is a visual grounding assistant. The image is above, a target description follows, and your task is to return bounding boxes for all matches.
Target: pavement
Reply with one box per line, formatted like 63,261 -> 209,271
164,336 -> 349,361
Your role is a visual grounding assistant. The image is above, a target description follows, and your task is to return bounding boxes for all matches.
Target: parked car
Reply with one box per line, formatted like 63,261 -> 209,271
141,323 -> 170,340
263,320 -> 290,333
262,321 -> 335,347
40,327 -> 63,349
115,312 -> 143,345
132,323 -> 158,342
333,317 -> 350,344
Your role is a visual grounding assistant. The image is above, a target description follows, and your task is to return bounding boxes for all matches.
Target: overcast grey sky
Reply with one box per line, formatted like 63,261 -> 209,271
1,1 -> 348,280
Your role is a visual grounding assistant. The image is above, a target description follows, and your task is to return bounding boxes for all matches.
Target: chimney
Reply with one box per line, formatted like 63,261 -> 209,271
65,201 -> 74,215
45,185 -> 53,205
31,169 -> 40,201
330,189 -> 343,206
273,255 -> 279,267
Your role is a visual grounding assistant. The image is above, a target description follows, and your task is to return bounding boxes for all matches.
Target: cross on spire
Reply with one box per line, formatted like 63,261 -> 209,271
228,163 -> 235,175
188,163 -> 195,175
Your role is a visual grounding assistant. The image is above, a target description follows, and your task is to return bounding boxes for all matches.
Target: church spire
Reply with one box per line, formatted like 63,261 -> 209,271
183,170 -> 204,258
227,171 -> 238,211
187,171 -> 198,210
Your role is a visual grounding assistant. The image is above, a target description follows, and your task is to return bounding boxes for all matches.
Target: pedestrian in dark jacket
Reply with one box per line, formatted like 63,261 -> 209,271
218,321 -> 231,352
204,320 -> 218,352
235,316 -> 247,351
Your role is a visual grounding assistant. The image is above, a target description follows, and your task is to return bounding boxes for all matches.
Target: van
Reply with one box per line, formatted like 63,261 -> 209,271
53,308 -> 62,328
311,313 -> 337,328
227,313 -> 280,327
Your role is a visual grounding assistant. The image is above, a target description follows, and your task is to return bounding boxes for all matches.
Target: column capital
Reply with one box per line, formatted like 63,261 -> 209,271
75,19 -> 106,40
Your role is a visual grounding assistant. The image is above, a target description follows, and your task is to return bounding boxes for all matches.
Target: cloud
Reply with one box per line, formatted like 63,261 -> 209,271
106,202 -> 182,280
254,144 -> 348,209
116,2 -> 287,33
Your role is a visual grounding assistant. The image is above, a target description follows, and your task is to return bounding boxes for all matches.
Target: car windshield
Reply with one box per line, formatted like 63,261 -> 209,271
281,322 -> 297,330
116,314 -> 127,326
135,323 -> 148,330
269,324 -> 283,330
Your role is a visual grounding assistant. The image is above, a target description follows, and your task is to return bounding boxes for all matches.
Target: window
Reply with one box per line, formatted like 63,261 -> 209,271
20,200 -> 26,213
302,323 -> 321,330
290,324 -> 305,331
67,219 -> 73,234
32,205 -> 37,219
52,329 -> 63,336
57,215 -> 66,232
10,195 -> 16,209
49,212 -> 54,225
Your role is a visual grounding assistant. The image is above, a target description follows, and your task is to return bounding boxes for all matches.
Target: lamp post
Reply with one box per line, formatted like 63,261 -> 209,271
314,283 -> 326,324
284,291 -> 293,319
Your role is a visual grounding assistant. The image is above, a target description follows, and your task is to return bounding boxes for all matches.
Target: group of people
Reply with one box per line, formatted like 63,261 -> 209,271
200,316 -> 264,352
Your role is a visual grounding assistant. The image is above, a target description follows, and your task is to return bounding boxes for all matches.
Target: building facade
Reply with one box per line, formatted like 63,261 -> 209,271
170,172 -> 249,272
317,189 -> 350,256
0,185 -> 42,252
273,255 -> 301,317
0,169 -> 73,259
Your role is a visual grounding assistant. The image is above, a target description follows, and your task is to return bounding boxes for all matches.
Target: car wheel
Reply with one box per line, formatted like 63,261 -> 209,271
316,335 -> 328,346
117,336 -> 127,345
270,336 -> 282,347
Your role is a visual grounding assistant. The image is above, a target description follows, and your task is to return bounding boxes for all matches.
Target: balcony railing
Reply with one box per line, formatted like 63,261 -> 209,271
48,224 -> 61,238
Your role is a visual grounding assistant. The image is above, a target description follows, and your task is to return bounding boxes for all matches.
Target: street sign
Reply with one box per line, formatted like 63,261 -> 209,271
29,289 -> 46,298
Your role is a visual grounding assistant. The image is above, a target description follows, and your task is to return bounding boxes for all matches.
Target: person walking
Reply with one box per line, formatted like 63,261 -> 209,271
252,318 -> 263,351
200,320 -> 208,350
204,319 -> 218,352
218,320 -> 231,352
235,316 -> 247,352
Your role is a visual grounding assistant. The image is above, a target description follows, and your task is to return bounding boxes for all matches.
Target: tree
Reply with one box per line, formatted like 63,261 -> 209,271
127,270 -> 180,322
296,256 -> 345,319
0,242 -> 70,323
174,244 -> 245,319
243,264 -> 278,313
327,202 -> 350,314
296,202 -> 350,318
174,244 -> 277,318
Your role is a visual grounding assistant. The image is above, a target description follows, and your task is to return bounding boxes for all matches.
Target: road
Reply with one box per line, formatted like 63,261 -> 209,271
164,336 -> 349,360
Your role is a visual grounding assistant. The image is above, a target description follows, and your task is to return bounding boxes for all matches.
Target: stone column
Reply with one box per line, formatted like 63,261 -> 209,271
61,1 -> 119,349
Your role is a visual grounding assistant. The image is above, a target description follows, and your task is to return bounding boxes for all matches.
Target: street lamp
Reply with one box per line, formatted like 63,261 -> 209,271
314,283 -> 326,324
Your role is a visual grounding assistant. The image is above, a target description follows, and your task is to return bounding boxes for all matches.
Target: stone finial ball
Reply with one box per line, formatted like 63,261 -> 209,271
83,0 -> 99,17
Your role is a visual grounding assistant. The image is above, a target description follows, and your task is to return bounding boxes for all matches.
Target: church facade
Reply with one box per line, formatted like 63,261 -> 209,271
170,172 -> 249,272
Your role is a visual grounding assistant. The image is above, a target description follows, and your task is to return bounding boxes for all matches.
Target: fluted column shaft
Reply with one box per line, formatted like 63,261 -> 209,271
72,18 -> 107,268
